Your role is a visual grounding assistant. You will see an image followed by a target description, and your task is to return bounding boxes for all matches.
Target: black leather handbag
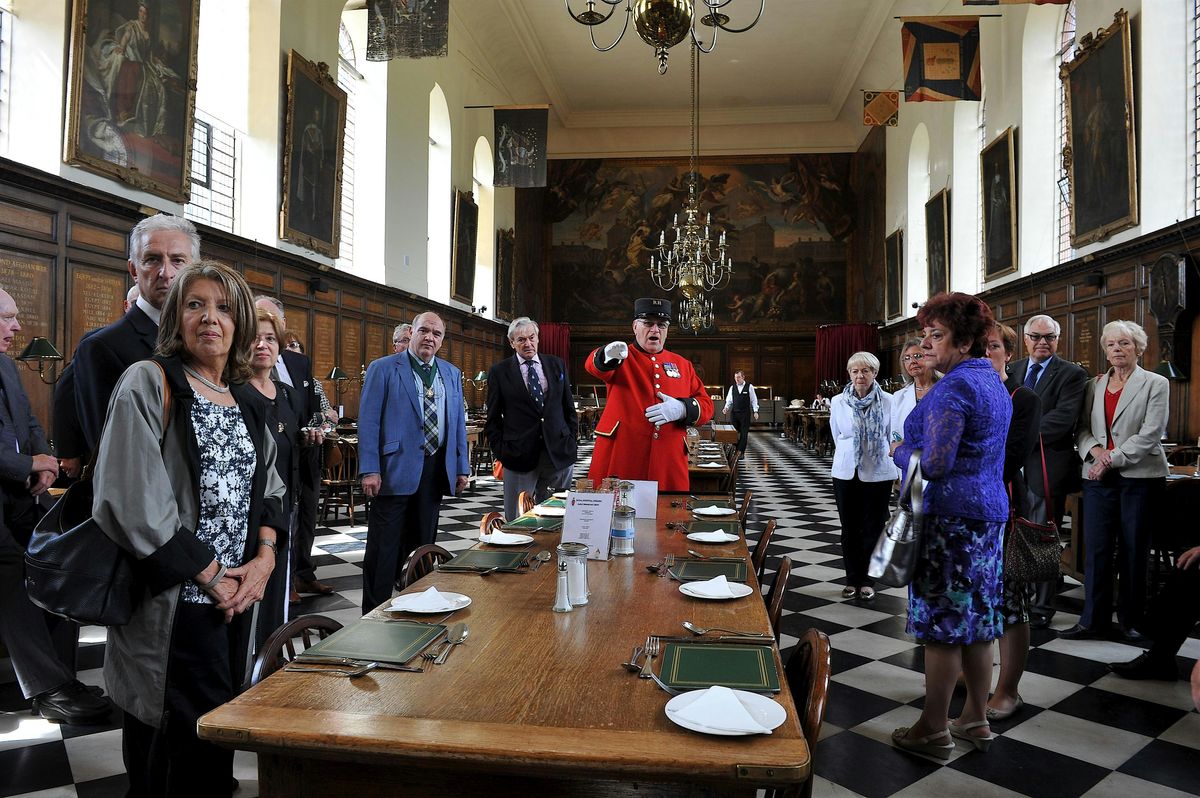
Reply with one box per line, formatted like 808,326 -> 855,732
24,362 -> 171,626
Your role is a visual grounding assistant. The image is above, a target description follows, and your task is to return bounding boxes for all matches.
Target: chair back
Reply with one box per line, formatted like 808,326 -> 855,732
779,628 -> 832,798
400,543 -> 453,589
751,519 -> 777,583
322,438 -> 344,478
1167,445 -> 1200,467
479,511 -> 504,537
738,490 -> 753,528
765,556 -> 792,642
244,614 -> 343,691
517,490 -> 535,516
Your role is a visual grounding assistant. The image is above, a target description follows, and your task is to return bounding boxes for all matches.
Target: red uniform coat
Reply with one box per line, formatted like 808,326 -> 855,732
585,344 -> 713,491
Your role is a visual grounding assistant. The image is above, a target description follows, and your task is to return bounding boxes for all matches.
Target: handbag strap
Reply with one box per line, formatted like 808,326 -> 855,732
908,450 -> 923,525
81,360 -> 173,481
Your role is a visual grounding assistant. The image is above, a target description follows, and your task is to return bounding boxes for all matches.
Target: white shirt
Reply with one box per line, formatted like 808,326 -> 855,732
829,390 -> 899,482
135,295 -> 161,326
723,383 -> 759,413
890,383 -> 918,441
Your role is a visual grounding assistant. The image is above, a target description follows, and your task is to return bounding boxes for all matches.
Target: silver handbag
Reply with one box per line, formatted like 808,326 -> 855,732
868,450 -> 925,587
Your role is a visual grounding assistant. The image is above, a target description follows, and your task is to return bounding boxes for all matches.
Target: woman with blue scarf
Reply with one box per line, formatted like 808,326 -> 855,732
829,352 -> 898,601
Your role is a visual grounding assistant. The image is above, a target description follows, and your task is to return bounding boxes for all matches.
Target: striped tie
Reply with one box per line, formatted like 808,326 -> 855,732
420,364 -> 438,454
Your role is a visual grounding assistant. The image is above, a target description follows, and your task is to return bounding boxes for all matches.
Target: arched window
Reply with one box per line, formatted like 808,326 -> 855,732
907,123 -> 931,313
1055,1 -> 1077,263
336,21 -> 359,271
1193,0 -> 1200,213
427,83 -> 452,303
472,136 -> 494,316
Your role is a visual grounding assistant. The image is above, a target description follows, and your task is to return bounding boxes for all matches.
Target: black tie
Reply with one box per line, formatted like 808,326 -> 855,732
525,360 -> 544,409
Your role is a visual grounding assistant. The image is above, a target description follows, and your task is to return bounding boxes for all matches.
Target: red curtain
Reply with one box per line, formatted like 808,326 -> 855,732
539,322 -> 571,366
814,323 -> 880,395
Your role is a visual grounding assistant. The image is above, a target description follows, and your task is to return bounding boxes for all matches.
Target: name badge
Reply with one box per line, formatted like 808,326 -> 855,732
663,362 -> 681,378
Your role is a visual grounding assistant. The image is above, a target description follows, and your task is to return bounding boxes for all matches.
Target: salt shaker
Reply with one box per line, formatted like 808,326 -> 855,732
552,558 -> 573,613
557,542 -> 590,606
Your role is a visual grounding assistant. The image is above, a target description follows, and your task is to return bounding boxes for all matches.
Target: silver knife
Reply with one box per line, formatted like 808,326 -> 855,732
291,656 -> 424,672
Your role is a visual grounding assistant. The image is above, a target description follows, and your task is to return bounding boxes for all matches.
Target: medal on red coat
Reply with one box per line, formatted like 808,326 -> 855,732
663,362 -> 681,378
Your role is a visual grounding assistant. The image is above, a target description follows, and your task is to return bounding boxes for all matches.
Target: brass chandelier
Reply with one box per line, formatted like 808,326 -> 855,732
566,0 -> 765,74
647,44 -> 731,332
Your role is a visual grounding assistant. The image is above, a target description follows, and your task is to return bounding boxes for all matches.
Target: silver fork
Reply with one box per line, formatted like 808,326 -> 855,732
638,635 -> 659,679
658,553 -> 675,579
646,667 -> 686,696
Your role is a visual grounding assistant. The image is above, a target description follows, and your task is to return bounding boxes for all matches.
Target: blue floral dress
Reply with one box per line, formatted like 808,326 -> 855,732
893,358 -> 1011,645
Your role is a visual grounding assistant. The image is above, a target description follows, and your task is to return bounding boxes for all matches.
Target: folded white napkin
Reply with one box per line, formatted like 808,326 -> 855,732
670,685 -> 772,734
481,531 -> 526,545
688,575 -> 737,598
699,462 -> 723,468
690,531 -> 734,543
392,586 -> 455,611
696,505 -> 732,514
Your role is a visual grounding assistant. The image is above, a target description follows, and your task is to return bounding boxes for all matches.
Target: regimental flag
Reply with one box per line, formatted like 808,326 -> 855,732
901,17 -> 982,102
863,91 -> 900,126
963,1 -> 1069,5
494,107 -> 548,188
366,0 -> 449,61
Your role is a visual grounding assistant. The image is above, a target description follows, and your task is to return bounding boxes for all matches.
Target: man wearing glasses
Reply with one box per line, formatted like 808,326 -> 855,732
392,323 -> 412,354
1007,314 -> 1088,628
585,298 -> 712,491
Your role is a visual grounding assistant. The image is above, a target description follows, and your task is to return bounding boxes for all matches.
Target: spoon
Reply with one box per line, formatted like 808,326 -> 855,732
682,621 -> 767,637
434,622 -> 468,664
531,551 -> 552,571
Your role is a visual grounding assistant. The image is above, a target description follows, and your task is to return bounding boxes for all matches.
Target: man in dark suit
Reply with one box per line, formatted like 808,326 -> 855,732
254,296 -> 332,598
358,312 -> 470,613
0,287 -> 111,724
72,214 -> 198,456
486,317 -> 578,521
1007,313 -> 1088,628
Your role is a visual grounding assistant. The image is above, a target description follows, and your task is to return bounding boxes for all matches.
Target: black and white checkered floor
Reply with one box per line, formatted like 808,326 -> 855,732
2,433 -> 1198,797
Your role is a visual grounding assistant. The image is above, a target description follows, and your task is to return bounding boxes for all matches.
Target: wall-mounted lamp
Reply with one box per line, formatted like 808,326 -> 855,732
16,337 -> 64,384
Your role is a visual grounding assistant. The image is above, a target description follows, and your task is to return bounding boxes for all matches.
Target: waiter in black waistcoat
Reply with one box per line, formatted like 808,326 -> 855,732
722,370 -> 759,458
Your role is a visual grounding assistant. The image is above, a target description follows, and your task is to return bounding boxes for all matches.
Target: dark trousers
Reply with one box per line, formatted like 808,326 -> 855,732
731,411 -> 752,454
292,453 -> 321,582
1030,489 -> 1068,620
122,604 -> 237,798
1145,562 -> 1200,660
0,488 -> 75,698
361,449 -> 447,613
833,475 -> 891,588
1079,474 -> 1162,630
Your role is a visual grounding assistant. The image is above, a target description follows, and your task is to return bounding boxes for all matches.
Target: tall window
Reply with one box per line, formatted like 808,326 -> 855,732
0,8 -> 10,149
336,22 -> 358,271
427,84 -> 452,303
472,137 -> 494,314
184,110 -> 238,232
1055,1 -> 1077,263
1193,0 -> 1200,213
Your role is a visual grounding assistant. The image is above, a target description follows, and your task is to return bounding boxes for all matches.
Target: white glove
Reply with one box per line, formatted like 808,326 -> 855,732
604,340 -> 629,363
645,391 -> 686,426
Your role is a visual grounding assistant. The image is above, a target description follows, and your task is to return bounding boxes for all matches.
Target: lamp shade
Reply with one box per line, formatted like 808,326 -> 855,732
327,367 -> 350,381
16,337 -> 63,362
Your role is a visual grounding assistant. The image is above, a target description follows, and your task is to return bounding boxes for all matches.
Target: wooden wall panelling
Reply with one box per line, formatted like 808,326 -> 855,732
312,312 -> 338,412
67,218 -> 127,257
0,247 -> 55,428
338,315 -> 363,417
0,197 -> 56,240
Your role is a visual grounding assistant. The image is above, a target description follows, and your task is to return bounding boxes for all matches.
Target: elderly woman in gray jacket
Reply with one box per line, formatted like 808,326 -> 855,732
93,261 -> 287,797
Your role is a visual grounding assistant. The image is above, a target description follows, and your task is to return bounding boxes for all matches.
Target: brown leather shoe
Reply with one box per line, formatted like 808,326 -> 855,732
296,579 -> 334,595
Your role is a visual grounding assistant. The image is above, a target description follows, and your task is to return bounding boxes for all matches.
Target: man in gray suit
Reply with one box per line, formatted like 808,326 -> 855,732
0,287 -> 111,724
1007,313 -> 1089,628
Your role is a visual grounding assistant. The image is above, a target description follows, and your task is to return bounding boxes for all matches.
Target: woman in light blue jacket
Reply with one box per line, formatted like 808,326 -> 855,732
829,352 -> 897,601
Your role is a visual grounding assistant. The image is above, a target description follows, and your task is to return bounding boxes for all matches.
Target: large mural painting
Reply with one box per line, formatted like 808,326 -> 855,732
546,155 -> 856,328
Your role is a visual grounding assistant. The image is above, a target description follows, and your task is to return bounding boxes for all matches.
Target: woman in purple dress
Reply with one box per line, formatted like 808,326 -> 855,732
889,293 -> 1012,759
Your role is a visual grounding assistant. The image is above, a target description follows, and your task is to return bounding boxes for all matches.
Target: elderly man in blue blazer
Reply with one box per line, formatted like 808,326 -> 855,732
358,312 -> 470,613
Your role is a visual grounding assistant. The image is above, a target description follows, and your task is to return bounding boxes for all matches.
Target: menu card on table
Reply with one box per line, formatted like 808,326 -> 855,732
561,491 -> 616,561
627,479 -> 658,519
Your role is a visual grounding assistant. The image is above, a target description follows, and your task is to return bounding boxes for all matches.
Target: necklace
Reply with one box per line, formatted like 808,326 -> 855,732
183,364 -> 229,394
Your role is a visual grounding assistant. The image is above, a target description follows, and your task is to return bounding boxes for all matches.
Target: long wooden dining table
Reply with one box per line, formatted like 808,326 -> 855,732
198,495 -> 809,797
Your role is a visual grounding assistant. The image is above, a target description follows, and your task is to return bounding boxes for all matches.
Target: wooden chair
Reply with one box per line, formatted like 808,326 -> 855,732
1167,445 -> 1200,467
721,445 -> 740,498
751,519 -> 777,584
479,511 -> 504,537
243,614 -> 343,691
764,557 -> 792,643
737,490 -> 753,529
517,490 -> 535,516
319,439 -> 357,522
399,543 -> 453,589
767,628 -> 832,798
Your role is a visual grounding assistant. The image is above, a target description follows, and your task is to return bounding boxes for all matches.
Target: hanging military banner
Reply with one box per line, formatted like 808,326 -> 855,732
494,106 -> 548,188
901,16 -> 982,102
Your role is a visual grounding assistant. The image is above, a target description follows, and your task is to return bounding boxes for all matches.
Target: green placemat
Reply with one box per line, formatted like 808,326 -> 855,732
502,515 -> 563,532
438,548 -> 528,571
671,559 -> 748,582
660,642 -> 780,692
685,520 -> 742,535
302,619 -> 445,665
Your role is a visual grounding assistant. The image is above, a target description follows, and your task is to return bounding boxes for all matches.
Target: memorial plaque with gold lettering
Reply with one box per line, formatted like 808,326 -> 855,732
0,251 -> 55,434
339,317 -> 362,415
312,312 -> 338,404
69,265 -> 127,354
1072,309 -> 1098,376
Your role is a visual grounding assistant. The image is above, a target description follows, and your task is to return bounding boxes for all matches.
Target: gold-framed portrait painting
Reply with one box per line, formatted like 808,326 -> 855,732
925,189 -> 949,297
1061,9 -> 1137,248
981,126 -> 1018,281
451,189 -> 479,306
63,0 -> 201,202
885,229 -> 903,320
280,50 -> 347,259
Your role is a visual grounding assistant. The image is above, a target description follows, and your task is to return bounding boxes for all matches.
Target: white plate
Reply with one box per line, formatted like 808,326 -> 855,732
553,491 -> 569,498
679,582 -> 754,600
480,532 -> 534,546
692,506 -> 736,517
665,689 -> 786,736
686,532 -> 739,544
387,592 -> 471,613
696,462 -> 724,469
534,505 -> 566,517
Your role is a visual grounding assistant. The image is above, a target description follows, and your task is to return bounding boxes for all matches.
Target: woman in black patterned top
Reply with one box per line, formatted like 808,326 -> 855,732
92,261 -> 287,797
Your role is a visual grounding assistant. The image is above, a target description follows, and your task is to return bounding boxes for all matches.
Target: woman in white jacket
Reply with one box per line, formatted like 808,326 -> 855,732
830,352 -> 898,601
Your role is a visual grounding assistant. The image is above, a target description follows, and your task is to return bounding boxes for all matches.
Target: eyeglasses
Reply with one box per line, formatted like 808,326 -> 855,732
637,319 -> 670,329
901,355 -> 924,363
1026,333 -> 1058,343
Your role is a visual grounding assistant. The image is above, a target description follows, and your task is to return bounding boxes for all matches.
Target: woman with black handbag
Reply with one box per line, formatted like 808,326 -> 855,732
984,322 -> 1042,722
889,293 -> 1011,759
91,262 -> 287,797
